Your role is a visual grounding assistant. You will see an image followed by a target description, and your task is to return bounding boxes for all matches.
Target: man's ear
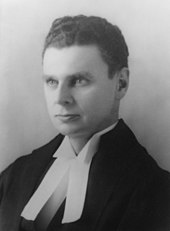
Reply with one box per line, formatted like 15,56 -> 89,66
115,67 -> 129,100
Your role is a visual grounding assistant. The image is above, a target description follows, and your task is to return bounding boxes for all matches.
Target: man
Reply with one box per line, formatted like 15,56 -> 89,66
0,15 -> 170,231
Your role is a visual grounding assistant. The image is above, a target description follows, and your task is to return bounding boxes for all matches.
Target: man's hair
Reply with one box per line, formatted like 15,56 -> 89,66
43,15 -> 129,77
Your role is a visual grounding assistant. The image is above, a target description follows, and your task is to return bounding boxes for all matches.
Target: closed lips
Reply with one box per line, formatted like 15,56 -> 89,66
55,114 -> 80,117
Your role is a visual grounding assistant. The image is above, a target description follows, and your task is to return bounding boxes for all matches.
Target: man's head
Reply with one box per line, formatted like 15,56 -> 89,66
42,15 -> 129,140
43,15 -> 129,77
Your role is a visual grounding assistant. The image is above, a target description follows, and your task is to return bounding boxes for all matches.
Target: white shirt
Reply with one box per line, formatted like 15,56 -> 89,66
21,122 -> 117,225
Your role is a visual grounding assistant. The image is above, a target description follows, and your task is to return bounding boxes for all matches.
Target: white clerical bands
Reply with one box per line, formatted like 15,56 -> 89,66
21,135 -> 99,225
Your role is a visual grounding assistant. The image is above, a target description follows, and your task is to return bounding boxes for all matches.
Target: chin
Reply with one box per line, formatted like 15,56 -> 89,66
56,126 -> 90,139
54,124 -> 79,137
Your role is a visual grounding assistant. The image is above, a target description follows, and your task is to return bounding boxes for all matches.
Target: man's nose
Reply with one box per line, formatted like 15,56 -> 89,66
55,84 -> 74,105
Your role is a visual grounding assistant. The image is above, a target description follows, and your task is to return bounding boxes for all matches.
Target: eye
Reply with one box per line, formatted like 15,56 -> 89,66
72,75 -> 89,87
46,78 -> 58,88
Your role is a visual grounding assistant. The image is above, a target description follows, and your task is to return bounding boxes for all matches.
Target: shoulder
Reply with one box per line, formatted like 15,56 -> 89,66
118,120 -> 170,211
103,119 -> 170,183
0,134 -> 64,194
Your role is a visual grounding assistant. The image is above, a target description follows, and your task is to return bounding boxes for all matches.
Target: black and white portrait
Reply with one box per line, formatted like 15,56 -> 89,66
0,0 -> 170,230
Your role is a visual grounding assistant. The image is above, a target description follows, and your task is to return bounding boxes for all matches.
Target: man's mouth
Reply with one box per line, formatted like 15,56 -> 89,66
55,114 -> 80,122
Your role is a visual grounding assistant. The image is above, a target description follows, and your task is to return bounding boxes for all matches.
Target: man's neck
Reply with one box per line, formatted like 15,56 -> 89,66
69,136 -> 91,155
68,120 -> 118,154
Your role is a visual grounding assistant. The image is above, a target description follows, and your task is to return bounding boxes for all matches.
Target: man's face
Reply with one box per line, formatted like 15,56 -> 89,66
43,45 -> 122,139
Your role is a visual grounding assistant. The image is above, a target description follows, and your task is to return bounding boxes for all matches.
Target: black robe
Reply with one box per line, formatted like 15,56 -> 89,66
0,119 -> 170,231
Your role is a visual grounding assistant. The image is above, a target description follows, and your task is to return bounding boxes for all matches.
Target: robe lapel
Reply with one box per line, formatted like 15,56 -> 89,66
20,134 -> 64,230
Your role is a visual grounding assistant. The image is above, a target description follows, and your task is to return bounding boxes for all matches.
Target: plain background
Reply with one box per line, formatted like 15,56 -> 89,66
0,0 -> 170,172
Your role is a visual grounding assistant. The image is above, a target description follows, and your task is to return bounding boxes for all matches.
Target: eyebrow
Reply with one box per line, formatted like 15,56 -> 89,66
68,71 -> 94,79
43,71 -> 94,80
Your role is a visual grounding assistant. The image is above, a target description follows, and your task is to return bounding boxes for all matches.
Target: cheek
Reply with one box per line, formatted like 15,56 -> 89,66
44,92 -> 55,112
44,88 -> 54,105
89,93 -> 115,119
77,90 -> 111,114
88,87 -> 114,104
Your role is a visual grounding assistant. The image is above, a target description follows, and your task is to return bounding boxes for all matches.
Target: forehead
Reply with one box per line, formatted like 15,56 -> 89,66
42,45 -> 108,76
